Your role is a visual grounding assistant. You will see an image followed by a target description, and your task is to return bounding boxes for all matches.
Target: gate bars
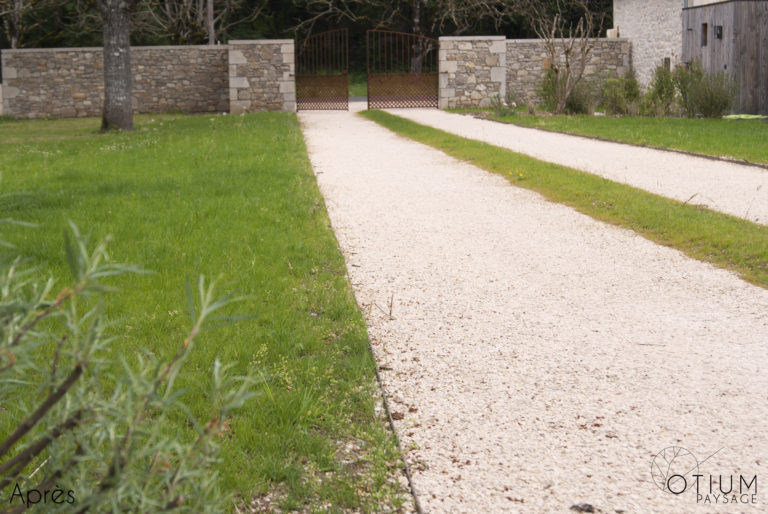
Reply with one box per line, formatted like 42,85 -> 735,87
296,29 -> 349,110
366,30 -> 439,109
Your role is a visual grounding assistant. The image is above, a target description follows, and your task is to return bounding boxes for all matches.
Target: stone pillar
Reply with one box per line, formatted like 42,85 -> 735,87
228,40 -> 296,114
438,36 -> 506,109
1,59 -> 19,117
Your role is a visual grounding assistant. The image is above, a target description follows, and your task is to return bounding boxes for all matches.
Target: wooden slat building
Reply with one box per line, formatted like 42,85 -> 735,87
682,0 -> 768,114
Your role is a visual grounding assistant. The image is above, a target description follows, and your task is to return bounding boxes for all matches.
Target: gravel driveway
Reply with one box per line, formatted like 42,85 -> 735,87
299,108 -> 768,513
387,108 -> 768,225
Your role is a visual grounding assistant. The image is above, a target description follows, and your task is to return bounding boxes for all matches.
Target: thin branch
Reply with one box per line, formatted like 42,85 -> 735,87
0,363 -> 83,458
0,410 -> 86,490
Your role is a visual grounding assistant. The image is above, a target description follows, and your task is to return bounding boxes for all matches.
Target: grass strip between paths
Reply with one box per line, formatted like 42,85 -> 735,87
361,110 -> 768,289
447,111 -> 768,166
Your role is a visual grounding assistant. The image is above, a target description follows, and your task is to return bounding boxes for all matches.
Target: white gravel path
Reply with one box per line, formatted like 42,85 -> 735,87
299,108 -> 768,513
387,108 -> 768,225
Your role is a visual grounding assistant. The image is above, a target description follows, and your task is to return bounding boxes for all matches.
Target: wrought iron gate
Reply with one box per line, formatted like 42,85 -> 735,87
366,30 -> 439,109
296,29 -> 349,110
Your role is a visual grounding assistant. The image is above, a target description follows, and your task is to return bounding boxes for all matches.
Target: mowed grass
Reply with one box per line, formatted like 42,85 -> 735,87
361,110 -> 768,288
349,71 -> 367,97
472,113 -> 768,165
0,113 -> 406,510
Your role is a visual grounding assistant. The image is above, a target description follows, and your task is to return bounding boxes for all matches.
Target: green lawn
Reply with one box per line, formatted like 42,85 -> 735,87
451,112 -> 768,166
362,110 -> 768,289
0,113 -> 407,511
349,71 -> 367,97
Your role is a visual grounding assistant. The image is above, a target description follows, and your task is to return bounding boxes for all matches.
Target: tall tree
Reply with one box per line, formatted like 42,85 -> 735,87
100,0 -> 136,131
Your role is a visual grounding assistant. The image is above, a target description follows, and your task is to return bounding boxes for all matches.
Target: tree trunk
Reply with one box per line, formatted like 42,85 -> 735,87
100,0 -> 133,131
206,0 -> 215,44
411,0 -> 421,35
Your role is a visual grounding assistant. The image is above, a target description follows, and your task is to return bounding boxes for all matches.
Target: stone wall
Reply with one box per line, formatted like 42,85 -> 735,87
505,39 -> 631,104
439,36 -> 506,108
613,0 -> 682,86
438,36 -> 631,108
1,46 -> 229,119
1,41 -> 295,119
228,40 -> 295,113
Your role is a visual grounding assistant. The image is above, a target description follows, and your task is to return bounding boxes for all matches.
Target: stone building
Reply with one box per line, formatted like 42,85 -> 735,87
613,0 -> 767,114
612,0 -> 684,86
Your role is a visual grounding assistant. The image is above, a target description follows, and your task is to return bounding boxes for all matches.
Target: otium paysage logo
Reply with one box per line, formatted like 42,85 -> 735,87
651,446 -> 758,505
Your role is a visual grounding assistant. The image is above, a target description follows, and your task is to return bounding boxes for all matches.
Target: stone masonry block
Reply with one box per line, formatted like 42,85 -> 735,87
3,67 -> 17,79
230,76 -> 249,89
230,100 -> 250,114
440,88 -> 455,98
442,60 -> 457,73
279,81 -> 295,94
490,40 -> 506,54
229,50 -> 247,64
490,67 -> 505,83
458,42 -> 473,50
3,86 -> 19,99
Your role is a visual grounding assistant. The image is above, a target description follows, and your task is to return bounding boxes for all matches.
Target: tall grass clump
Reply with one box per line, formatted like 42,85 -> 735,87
645,64 -> 677,116
490,90 -> 519,117
538,69 -> 597,115
601,68 -> 641,115
674,62 -> 737,118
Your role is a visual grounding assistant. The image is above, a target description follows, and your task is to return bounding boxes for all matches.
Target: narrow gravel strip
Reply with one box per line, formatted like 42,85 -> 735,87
386,108 -> 768,225
299,109 -> 768,513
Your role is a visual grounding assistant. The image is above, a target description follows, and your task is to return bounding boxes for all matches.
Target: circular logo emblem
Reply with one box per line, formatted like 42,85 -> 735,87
651,446 -> 699,494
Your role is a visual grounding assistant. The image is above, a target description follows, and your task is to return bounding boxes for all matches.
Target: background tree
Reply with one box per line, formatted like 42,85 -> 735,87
1,1 -> 613,50
139,0 -> 266,45
291,0 -> 520,38
0,0 -> 51,48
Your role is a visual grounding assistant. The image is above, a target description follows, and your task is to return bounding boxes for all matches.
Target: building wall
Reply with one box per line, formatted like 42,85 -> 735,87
0,42 -> 295,119
505,39 -> 631,104
683,1 -> 768,114
614,0 -> 683,85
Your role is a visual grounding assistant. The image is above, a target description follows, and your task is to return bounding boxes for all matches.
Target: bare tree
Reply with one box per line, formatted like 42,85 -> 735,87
292,0 -> 518,38
100,0 -> 136,131
0,0 -> 49,48
521,0 -> 604,114
140,0 -> 265,45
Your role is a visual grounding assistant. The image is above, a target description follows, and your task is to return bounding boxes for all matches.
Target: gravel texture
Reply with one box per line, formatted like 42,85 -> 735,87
386,108 -> 768,225
299,107 -> 768,513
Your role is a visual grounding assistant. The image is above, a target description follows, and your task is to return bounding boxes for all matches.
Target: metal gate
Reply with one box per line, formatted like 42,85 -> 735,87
366,30 -> 439,109
296,29 -> 349,110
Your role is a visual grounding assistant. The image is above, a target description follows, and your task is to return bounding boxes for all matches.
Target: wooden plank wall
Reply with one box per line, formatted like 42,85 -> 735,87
682,0 -> 767,114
